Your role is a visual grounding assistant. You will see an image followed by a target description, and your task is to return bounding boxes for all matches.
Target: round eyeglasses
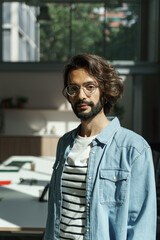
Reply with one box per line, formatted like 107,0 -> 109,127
65,83 -> 98,97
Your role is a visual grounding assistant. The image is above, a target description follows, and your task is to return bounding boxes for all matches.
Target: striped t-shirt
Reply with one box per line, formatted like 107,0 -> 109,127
60,134 -> 96,240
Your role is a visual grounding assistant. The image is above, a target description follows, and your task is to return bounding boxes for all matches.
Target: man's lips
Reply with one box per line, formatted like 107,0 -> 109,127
74,100 -> 94,111
77,104 -> 89,109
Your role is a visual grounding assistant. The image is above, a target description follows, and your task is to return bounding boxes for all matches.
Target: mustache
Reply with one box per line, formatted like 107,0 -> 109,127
74,100 -> 94,107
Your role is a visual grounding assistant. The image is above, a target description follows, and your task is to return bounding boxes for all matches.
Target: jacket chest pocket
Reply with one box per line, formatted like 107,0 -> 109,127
100,169 -> 129,206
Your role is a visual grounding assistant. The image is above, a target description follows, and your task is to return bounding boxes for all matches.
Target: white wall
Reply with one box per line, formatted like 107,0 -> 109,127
0,72 -> 66,109
4,109 -> 80,136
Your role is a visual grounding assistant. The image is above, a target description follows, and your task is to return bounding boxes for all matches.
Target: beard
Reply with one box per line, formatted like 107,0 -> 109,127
71,98 -> 103,121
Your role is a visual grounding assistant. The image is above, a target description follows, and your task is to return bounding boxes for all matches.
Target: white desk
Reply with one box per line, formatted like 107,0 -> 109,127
0,156 -> 55,233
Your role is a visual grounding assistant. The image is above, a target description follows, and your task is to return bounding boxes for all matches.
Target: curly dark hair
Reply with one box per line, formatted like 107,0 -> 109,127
63,53 -> 123,114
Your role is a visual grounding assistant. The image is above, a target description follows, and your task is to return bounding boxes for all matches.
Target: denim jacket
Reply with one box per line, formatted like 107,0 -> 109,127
43,117 -> 157,240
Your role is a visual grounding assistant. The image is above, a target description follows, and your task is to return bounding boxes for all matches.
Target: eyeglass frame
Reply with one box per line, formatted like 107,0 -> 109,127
64,81 -> 99,97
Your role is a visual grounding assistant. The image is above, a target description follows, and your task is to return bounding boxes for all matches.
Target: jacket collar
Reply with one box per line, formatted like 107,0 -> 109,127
96,117 -> 120,145
71,117 -> 121,145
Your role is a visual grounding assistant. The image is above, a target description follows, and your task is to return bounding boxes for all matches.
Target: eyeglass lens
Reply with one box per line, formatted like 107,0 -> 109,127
66,84 -> 97,97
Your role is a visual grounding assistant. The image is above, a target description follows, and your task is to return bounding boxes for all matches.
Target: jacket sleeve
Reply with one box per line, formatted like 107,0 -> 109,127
127,146 -> 157,240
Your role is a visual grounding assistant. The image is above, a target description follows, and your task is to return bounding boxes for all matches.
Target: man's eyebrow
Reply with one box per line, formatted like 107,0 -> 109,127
83,81 -> 97,85
69,81 -> 97,86
68,83 -> 78,86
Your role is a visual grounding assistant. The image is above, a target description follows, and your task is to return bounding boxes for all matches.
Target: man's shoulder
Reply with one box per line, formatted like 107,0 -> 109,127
114,126 -> 150,154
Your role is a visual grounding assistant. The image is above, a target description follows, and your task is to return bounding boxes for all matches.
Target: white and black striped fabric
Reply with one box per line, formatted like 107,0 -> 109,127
60,135 -> 96,240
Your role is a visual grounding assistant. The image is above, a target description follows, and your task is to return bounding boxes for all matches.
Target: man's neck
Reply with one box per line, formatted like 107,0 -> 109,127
79,111 -> 110,137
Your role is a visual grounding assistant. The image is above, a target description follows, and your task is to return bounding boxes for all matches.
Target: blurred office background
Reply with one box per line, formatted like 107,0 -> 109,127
0,0 -> 159,239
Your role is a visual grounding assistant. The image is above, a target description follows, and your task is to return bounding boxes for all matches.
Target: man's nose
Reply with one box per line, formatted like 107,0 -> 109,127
78,87 -> 87,99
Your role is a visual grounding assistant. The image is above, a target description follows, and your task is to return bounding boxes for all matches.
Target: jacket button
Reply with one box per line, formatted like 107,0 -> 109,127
88,176 -> 92,180
86,229 -> 89,232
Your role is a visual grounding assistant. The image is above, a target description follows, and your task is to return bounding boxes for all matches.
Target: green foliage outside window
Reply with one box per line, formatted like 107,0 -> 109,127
39,3 -> 139,62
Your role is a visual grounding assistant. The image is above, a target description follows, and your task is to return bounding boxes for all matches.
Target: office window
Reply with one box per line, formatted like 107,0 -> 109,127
3,2 -> 11,24
19,32 -> 26,61
39,3 -> 70,62
71,4 -> 104,57
26,41 -> 31,60
18,3 -> 23,30
104,4 -> 139,60
1,1 -> 140,62
3,29 -> 11,61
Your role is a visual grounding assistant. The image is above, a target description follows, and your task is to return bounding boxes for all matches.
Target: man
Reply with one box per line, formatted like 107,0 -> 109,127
43,53 -> 156,240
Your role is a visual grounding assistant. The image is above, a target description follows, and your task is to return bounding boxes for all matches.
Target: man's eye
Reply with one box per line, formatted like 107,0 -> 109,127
86,85 -> 96,90
69,86 -> 78,92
